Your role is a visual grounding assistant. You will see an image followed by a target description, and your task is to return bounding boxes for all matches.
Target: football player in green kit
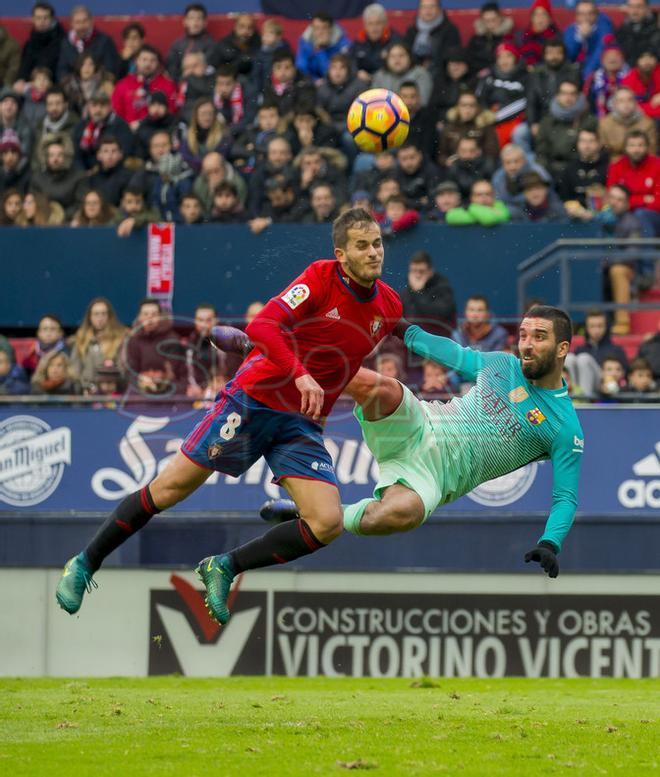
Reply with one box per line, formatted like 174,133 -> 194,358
218,304 -> 583,583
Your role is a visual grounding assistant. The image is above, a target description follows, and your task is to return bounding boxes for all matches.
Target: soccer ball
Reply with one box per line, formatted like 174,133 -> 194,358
346,89 -> 410,153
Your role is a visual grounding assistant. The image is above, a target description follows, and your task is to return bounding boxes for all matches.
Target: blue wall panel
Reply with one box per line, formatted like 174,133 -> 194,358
0,223 -> 600,329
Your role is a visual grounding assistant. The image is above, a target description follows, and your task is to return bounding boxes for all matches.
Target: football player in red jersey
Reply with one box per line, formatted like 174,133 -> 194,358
55,209 -> 403,622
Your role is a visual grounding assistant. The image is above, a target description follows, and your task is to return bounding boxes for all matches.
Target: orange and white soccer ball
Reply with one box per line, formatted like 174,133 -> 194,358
346,88 -> 410,153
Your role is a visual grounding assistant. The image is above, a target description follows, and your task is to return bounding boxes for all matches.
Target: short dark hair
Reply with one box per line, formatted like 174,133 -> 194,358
214,181 -> 238,197
330,53 -> 351,68
558,79 -> 578,92
399,80 -> 419,92
467,294 -> 490,308
138,44 -> 161,60
332,207 -> 379,249
122,22 -> 145,39
629,357 -> 652,373
544,38 -> 566,53
195,302 -> 216,314
272,49 -> 295,66
216,63 -> 237,79
45,86 -> 66,101
139,298 -> 162,312
385,194 -> 407,207
123,186 -> 144,199
98,135 -> 121,150
525,304 -> 573,345
577,127 -> 598,139
312,12 -> 333,25
181,193 -> 202,205
185,3 -> 207,16
625,129 -> 650,146
409,250 -> 432,268
38,313 -> 63,329
585,308 -> 606,320
481,2 -> 501,13
258,101 -> 280,113
33,2 -> 55,16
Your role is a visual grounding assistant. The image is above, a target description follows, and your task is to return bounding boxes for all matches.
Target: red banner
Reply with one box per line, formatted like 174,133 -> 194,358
147,223 -> 175,306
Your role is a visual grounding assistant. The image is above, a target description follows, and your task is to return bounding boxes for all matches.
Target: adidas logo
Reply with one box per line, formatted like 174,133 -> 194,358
325,307 -> 341,320
618,442 -> 660,508
632,442 -> 660,476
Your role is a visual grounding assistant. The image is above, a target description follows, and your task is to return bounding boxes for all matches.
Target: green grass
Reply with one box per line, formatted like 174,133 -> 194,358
0,678 -> 658,776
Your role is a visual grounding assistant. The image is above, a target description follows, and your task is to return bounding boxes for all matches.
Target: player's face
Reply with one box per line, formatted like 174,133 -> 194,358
336,224 -> 384,285
518,318 -> 564,380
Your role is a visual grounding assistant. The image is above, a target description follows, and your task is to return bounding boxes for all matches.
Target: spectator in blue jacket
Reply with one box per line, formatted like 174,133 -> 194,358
452,295 -> 509,352
295,12 -> 350,83
563,0 -> 614,78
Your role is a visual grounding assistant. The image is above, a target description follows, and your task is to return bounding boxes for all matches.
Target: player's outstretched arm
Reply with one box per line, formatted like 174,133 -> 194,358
401,323 -> 487,382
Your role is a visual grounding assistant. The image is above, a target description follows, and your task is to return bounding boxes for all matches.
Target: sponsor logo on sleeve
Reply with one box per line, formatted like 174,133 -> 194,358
281,284 -> 310,310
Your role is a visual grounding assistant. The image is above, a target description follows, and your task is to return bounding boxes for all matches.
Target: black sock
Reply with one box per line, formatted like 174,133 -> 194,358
84,486 -> 160,572
230,519 -> 325,573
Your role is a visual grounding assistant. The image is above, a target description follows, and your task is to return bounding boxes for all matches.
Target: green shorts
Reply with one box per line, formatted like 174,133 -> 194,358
354,383 -> 446,520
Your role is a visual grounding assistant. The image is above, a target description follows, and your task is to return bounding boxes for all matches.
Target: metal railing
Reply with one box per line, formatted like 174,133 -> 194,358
517,238 -> 660,316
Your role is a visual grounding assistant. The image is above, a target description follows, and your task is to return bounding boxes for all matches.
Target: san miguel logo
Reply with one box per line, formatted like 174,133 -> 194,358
0,415 -> 71,506
148,574 -> 267,676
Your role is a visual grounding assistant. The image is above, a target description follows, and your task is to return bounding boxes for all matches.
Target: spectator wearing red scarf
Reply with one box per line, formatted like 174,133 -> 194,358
111,45 -> 177,129
56,5 -> 119,81
622,49 -> 660,120
520,0 -> 560,66
212,64 -> 256,137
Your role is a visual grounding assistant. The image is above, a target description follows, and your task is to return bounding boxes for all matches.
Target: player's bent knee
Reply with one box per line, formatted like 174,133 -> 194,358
300,507 -> 343,543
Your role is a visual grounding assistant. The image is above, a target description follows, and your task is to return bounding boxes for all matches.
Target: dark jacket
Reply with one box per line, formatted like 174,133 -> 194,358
350,29 -> 401,76
400,271 -> 456,336
165,32 -> 216,82
526,60 -> 582,126
476,62 -> 528,123
57,30 -> 120,81
31,165 -> 86,216
559,151 -> 609,205
0,157 -> 30,194
535,97 -> 598,183
429,70 -> 477,120
466,15 -> 515,73
575,332 -> 629,370
316,76 -> 364,132
83,162 -> 133,206
404,13 -> 461,69
210,31 -> 261,75
261,70 -> 317,117
407,106 -> 439,163
446,156 -> 496,199
128,154 -> 194,222
452,322 -> 508,352
437,106 -> 499,166
17,20 -> 64,82
396,159 -> 441,211
639,333 -> 660,379
72,112 -> 134,170
134,113 -> 180,160
509,197 -> 567,223
616,11 -> 660,65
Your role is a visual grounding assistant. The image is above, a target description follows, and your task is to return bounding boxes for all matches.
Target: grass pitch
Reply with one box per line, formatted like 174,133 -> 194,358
0,677 -> 658,776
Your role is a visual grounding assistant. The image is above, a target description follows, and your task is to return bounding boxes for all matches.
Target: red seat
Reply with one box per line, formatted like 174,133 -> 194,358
630,287 -> 660,336
570,333 -> 644,362
9,338 -> 36,366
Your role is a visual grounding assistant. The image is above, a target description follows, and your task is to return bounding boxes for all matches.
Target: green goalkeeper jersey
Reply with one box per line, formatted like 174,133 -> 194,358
405,326 -> 585,551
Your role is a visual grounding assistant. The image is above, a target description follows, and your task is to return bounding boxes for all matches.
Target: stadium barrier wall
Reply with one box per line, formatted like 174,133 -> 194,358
1,223 -> 600,329
0,403 -> 658,572
2,568 -> 659,678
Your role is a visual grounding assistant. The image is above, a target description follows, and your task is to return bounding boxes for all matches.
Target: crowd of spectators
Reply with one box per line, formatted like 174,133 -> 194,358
1,251 -> 658,402
0,0 -> 658,334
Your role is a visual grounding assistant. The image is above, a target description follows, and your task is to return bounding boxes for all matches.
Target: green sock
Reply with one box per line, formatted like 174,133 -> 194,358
342,498 -> 375,535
